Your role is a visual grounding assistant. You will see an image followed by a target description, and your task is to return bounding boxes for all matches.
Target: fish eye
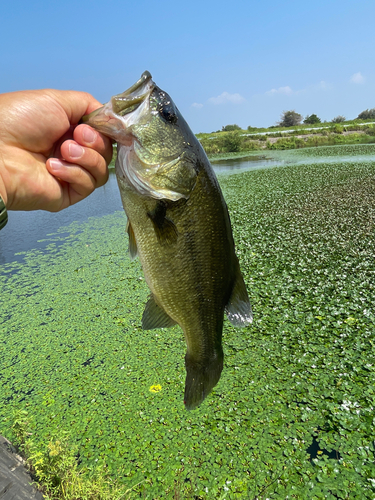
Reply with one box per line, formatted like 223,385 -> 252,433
159,103 -> 177,124
154,90 -> 177,124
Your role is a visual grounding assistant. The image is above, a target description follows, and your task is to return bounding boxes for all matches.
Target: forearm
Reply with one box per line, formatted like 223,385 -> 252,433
0,166 -> 8,228
0,141 -> 8,206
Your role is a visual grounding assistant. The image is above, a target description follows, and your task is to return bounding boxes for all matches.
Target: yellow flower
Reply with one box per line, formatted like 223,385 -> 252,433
149,384 -> 162,393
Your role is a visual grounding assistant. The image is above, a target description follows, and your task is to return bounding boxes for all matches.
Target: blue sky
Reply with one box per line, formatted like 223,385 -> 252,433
1,0 -> 374,133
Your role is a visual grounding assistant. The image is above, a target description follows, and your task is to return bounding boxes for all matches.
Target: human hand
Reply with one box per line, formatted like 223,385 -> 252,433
0,89 -> 112,211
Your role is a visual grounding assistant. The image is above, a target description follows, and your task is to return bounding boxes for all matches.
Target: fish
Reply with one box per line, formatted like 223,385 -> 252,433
82,71 -> 252,409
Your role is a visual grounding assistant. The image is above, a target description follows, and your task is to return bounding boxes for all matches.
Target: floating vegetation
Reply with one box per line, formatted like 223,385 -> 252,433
1,152 -> 375,498
291,143 -> 375,158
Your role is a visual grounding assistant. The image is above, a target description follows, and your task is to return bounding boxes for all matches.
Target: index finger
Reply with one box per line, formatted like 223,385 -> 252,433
49,89 -> 106,125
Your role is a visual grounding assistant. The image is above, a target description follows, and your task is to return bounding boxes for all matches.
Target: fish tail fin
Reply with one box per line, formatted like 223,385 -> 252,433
184,350 -> 223,410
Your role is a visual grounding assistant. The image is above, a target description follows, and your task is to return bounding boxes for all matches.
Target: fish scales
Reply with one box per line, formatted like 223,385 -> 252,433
118,154 -> 234,352
82,71 -> 252,409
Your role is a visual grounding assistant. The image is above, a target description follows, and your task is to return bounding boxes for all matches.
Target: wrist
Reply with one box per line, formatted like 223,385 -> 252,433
0,151 -> 8,228
0,193 -> 7,230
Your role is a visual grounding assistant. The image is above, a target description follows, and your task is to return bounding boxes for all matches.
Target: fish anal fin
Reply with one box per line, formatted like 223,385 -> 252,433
126,220 -> 138,260
142,295 -> 177,330
225,266 -> 253,327
184,350 -> 223,410
147,201 -> 178,245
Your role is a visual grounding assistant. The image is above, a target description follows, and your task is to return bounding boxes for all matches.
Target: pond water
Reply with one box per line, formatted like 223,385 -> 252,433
0,157 -> 283,265
0,171 -> 123,265
1,145 -> 374,265
210,155 -> 285,173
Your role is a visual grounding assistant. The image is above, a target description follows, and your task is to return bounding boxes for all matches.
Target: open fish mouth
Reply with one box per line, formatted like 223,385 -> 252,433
111,70 -> 154,116
81,71 -> 154,132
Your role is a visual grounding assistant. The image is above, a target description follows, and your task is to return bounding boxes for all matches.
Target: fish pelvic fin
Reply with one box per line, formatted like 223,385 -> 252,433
142,294 -> 177,330
126,220 -> 138,260
184,350 -> 223,410
147,201 -> 178,246
225,263 -> 253,327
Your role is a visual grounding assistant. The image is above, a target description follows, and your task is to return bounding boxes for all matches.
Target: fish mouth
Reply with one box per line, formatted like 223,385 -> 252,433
111,70 -> 154,116
81,71 -> 154,136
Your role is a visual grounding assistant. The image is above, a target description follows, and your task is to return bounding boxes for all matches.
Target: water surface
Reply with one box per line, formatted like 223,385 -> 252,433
211,155 -> 285,173
1,144 -> 374,265
0,171 -> 123,265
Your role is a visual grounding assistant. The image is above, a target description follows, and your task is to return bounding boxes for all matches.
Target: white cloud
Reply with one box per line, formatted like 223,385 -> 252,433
264,81 -> 332,97
350,72 -> 365,84
265,86 -> 293,96
208,92 -> 245,105
192,102 -> 203,109
306,80 -> 332,93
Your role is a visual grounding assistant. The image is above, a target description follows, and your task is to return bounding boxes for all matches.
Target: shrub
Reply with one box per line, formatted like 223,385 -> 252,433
242,139 -> 260,151
278,110 -> 303,127
199,137 -> 220,155
222,131 -> 242,152
357,108 -> 375,120
303,114 -> 321,124
267,137 -> 302,150
364,125 -> 375,136
331,115 -> 346,123
221,124 -> 241,132
331,124 -> 344,134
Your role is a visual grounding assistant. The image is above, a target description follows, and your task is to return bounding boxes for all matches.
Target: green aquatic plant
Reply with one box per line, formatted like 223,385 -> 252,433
8,410 -> 137,499
1,150 -> 375,498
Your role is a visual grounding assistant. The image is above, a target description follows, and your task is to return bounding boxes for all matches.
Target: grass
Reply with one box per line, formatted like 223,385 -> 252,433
198,129 -> 375,155
195,120 -> 375,156
1,144 -> 375,498
196,118 -> 375,138
9,410 -> 136,499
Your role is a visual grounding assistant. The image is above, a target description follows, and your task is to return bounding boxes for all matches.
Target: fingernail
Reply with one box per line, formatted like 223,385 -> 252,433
69,143 -> 84,159
49,159 -> 63,171
82,126 -> 97,144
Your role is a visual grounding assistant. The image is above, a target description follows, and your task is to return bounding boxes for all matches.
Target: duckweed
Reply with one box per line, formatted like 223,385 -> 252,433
1,153 -> 375,498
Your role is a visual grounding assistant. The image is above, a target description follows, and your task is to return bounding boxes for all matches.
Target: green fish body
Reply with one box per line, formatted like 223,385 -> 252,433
83,72 -> 252,409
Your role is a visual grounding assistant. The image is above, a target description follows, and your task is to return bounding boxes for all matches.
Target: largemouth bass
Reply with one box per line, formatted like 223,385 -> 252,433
83,71 -> 252,409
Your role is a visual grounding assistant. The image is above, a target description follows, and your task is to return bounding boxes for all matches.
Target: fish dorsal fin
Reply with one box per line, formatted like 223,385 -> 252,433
225,265 -> 253,327
147,201 -> 178,245
142,295 -> 177,330
126,220 -> 138,260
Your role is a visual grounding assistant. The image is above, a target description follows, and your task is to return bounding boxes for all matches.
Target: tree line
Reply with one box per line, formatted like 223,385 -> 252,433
220,107 -> 375,132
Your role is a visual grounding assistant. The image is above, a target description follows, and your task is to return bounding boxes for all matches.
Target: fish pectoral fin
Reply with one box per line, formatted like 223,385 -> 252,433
126,220 -> 138,260
152,216 -> 178,245
225,266 -> 253,327
142,295 -> 177,330
147,201 -> 178,245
